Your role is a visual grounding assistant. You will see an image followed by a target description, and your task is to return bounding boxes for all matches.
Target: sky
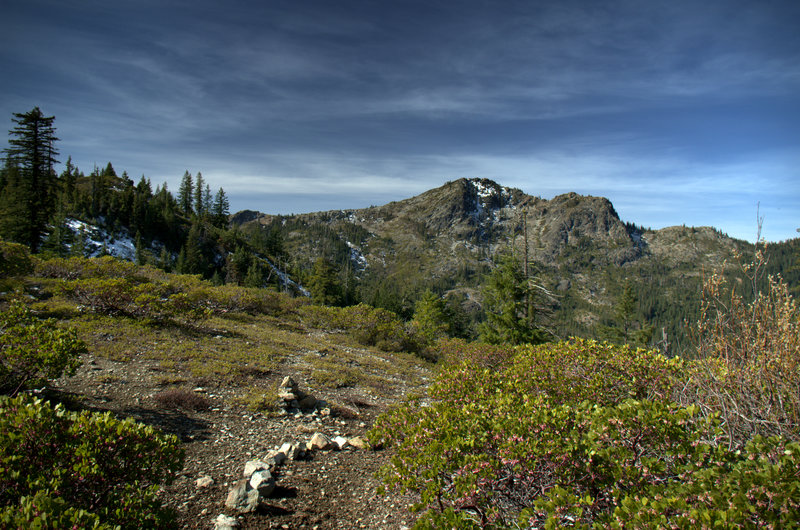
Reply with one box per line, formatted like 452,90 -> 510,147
1,0 -> 798,242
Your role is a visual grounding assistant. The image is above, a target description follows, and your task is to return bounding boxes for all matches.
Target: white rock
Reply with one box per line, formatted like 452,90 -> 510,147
214,514 -> 239,529
332,435 -> 349,450
308,432 -> 333,450
195,476 -> 215,488
249,470 -> 276,497
242,460 -> 269,477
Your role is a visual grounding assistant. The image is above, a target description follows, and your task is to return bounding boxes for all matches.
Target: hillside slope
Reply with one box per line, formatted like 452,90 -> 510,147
236,178 -> 754,348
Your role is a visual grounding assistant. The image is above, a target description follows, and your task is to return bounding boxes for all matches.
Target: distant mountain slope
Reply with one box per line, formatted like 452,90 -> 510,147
233,178 -> 762,351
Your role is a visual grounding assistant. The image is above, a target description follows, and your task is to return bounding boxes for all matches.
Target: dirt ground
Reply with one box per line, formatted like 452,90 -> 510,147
53,352 -> 423,530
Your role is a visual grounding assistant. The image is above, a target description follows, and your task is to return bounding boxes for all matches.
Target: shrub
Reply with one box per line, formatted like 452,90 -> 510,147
300,303 -> 425,354
0,239 -> 33,279
683,247 -> 800,446
0,395 -> 184,528
234,383 -> 279,413
153,388 -> 211,411
369,340 -> 800,528
0,300 -> 87,396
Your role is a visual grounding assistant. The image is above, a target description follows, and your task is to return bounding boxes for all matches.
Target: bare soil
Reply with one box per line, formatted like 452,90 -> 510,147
53,352 -> 425,529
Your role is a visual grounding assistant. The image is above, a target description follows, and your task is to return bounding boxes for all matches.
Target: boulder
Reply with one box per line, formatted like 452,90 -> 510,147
280,441 -> 305,460
195,476 -> 215,488
224,479 -> 259,513
249,469 -> 276,497
297,394 -> 317,410
266,449 -> 287,467
308,432 -> 333,451
242,460 -> 270,477
348,436 -> 369,450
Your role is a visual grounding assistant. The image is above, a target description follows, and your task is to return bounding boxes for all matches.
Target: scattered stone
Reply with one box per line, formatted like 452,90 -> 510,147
266,449 -> 287,467
224,479 -> 259,513
195,476 -> 215,488
348,436 -> 369,450
332,435 -> 349,450
249,469 -> 276,497
242,460 -> 269,477
308,432 -> 333,450
214,513 -> 239,529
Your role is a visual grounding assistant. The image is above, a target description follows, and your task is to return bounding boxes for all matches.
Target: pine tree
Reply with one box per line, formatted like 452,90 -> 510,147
178,170 -> 193,216
2,107 -> 59,251
598,282 -> 654,347
479,252 -> 547,346
212,188 -> 230,228
307,257 -> 342,306
193,172 -> 205,216
412,290 -> 453,342
243,262 -> 264,288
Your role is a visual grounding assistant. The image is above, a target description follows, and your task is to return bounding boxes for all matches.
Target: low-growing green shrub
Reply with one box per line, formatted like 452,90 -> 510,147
59,277 -> 211,323
369,339 -> 800,528
0,300 -> 87,395
0,395 -> 184,528
300,303 -> 425,354
0,240 -> 33,290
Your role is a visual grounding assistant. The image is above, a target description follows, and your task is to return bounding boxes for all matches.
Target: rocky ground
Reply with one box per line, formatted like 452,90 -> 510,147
53,352 -> 426,529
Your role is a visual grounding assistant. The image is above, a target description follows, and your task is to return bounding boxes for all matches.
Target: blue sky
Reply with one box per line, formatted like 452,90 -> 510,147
2,0 -> 798,242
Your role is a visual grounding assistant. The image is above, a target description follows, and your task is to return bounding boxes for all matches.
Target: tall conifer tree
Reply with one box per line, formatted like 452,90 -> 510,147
2,107 -> 59,251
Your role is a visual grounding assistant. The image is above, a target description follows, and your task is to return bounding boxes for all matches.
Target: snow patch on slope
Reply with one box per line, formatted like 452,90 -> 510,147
66,218 -> 137,260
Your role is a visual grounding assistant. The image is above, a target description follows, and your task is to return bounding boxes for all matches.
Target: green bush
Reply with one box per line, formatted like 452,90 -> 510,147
0,239 -> 34,292
40,255 -> 299,322
369,339 -> 800,528
0,239 -> 33,279
300,303 -> 424,354
0,395 -> 184,529
0,300 -> 87,395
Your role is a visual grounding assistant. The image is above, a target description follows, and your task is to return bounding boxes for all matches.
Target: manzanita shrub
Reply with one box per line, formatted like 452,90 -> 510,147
39,255 -> 299,321
0,300 -> 87,396
0,395 -> 184,529
300,303 -> 425,354
369,339 -> 800,528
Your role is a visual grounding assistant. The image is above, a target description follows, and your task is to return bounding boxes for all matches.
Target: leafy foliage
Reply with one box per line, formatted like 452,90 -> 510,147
301,303 -> 424,354
479,253 -> 547,346
682,246 -> 800,445
369,339 -> 800,528
0,395 -> 184,529
0,300 -> 86,396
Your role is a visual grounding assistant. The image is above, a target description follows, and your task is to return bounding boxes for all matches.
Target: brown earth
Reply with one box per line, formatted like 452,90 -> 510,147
52,351 -> 426,530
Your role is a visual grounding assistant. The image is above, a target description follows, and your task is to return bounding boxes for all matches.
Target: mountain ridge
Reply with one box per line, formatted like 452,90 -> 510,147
231,177 -> 757,348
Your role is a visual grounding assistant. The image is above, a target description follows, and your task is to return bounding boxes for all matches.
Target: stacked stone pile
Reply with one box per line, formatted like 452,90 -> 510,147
213,430 -> 371,528
277,375 -> 319,412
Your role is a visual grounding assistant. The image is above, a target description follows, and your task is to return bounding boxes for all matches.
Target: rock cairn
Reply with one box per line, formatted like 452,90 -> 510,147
277,376 -> 318,412
214,417 -> 371,528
